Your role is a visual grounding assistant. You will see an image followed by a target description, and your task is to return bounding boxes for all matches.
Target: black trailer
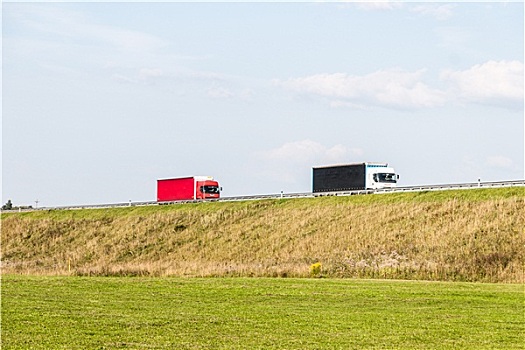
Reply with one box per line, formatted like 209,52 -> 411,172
312,163 -> 367,193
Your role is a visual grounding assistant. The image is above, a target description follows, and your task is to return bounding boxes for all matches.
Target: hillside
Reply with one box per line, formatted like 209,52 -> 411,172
2,188 -> 524,282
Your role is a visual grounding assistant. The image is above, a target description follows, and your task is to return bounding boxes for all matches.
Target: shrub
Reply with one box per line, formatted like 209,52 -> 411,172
310,262 -> 322,277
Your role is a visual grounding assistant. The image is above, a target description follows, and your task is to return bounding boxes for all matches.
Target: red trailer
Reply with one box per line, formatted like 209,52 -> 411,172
157,176 -> 221,202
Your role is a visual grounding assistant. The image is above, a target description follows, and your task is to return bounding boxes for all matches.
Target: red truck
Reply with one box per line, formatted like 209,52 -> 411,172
157,176 -> 221,202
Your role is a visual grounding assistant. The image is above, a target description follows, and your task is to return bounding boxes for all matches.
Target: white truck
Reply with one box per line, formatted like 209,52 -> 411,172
312,162 -> 399,193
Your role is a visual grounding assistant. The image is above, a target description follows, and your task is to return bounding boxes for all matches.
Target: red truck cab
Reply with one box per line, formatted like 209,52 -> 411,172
157,176 -> 221,202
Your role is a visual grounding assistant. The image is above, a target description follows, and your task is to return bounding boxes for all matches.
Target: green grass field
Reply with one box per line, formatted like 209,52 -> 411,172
2,275 -> 523,349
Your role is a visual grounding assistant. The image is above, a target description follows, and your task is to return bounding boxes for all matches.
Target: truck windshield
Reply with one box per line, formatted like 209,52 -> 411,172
200,186 -> 220,194
373,173 -> 397,183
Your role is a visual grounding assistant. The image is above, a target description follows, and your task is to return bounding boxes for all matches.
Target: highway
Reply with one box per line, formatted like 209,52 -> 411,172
3,179 -> 524,213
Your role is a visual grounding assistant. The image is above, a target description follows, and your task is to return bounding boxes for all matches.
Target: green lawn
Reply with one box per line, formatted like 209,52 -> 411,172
2,275 -> 523,349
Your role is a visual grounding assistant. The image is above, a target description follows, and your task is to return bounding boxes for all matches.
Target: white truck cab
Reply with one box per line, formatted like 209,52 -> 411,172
365,163 -> 399,190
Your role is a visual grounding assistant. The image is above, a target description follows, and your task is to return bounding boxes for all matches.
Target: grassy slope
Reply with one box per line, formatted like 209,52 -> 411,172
2,188 -> 524,282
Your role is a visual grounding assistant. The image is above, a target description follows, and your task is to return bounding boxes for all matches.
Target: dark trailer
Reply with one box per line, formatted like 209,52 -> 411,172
312,163 -> 367,193
313,162 -> 398,193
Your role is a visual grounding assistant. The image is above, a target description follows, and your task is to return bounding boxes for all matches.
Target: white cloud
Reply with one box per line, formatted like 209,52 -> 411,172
276,61 -> 524,111
257,140 -> 364,185
10,4 -> 169,52
434,26 -> 472,51
262,139 -> 363,165
354,2 -> 403,11
275,69 -> 446,110
139,68 -> 164,80
485,156 -> 513,168
111,74 -> 137,84
110,67 -> 164,85
207,86 -> 234,99
441,60 -> 524,109
410,4 -> 456,21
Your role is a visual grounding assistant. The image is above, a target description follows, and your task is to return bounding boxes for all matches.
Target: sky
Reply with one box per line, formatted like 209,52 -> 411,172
2,1 -> 524,207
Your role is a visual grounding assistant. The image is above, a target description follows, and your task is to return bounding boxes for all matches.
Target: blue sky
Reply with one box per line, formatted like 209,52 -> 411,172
2,1 -> 524,207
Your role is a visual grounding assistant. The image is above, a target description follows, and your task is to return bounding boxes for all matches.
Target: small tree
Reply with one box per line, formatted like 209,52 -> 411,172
2,200 -> 13,210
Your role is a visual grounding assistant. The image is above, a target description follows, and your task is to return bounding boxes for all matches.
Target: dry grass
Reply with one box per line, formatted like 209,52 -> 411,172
2,188 -> 524,282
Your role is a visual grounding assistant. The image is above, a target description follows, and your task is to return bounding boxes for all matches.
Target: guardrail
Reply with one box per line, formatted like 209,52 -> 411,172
379,180 -> 525,193
2,180 -> 524,213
